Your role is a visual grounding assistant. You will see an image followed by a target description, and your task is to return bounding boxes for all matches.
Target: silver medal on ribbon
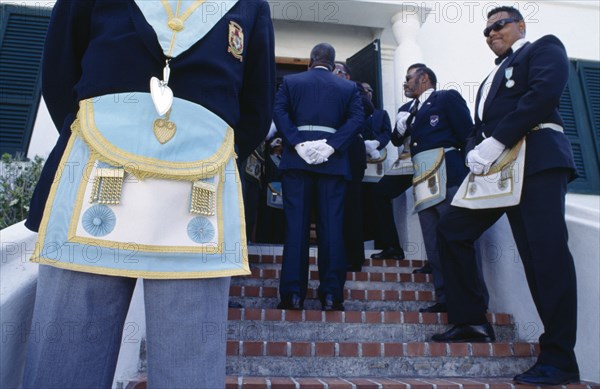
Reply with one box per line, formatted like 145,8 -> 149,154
505,67 -> 515,88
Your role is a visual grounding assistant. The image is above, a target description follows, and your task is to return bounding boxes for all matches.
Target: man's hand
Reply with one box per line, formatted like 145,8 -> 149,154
368,149 -> 381,160
306,139 -> 335,164
295,142 -> 318,164
364,140 -> 380,153
475,137 -> 505,164
466,149 -> 488,175
395,111 -> 411,135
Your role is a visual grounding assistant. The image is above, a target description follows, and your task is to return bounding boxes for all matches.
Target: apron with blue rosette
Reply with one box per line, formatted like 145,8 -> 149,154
452,138 -> 525,209
411,147 -> 448,213
31,93 -> 249,279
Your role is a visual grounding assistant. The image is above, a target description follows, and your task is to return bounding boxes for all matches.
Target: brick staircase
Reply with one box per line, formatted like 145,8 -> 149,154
128,252 -> 599,389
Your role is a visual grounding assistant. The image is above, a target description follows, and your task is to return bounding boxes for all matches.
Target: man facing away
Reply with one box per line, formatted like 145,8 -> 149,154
432,6 -> 579,386
274,43 -> 364,311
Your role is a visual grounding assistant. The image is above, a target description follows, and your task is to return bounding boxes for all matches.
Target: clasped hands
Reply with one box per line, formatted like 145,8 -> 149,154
364,140 -> 381,159
295,139 -> 335,165
466,137 -> 505,175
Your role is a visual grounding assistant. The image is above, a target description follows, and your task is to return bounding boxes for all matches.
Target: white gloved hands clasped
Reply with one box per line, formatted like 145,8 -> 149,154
467,137 -> 506,175
295,141 -> 317,164
395,111 -> 411,136
295,140 -> 334,165
307,139 -> 335,164
364,140 -> 380,154
368,149 -> 381,160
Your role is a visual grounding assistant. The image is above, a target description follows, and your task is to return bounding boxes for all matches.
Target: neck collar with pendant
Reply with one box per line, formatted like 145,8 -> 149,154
134,0 -> 239,58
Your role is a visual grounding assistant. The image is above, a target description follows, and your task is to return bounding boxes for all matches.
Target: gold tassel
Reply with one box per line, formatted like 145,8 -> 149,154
90,168 -> 125,204
190,181 -> 216,216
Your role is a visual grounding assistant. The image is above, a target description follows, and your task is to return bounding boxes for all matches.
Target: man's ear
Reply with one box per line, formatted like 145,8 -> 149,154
518,20 -> 526,36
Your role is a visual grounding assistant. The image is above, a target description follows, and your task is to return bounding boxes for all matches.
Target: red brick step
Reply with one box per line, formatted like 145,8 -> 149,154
127,376 -> 599,389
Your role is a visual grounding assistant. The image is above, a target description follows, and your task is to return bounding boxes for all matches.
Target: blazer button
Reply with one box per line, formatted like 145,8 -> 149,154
413,142 -> 418,147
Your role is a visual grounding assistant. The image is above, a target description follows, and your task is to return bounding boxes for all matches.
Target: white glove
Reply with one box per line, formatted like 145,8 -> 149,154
270,137 -> 282,148
368,149 -> 381,160
466,149 -> 489,175
395,111 -> 411,136
475,137 -> 505,164
364,140 -> 380,153
307,139 -> 335,164
295,142 -> 318,164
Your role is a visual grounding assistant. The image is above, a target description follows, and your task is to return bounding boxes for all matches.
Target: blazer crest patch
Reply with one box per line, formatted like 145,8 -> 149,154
430,115 -> 440,127
227,21 -> 244,62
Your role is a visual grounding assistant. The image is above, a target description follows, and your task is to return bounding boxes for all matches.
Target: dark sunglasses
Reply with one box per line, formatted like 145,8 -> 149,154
483,18 -> 520,37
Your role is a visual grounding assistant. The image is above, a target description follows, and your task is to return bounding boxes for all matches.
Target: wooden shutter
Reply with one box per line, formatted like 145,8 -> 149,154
561,60 -> 600,194
0,5 -> 51,156
578,61 -> 600,159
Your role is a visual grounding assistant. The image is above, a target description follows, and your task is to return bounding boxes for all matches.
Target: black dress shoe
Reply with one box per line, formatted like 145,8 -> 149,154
419,303 -> 447,313
412,262 -> 432,274
277,293 -> 303,310
514,363 -> 580,385
321,294 -> 344,311
370,247 -> 405,260
431,323 -> 495,343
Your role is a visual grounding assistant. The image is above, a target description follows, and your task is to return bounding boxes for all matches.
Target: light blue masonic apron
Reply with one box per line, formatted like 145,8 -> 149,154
31,94 -> 248,279
31,0 -> 249,279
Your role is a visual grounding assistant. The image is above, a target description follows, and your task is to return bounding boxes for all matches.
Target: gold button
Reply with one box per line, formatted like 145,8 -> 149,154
168,18 -> 184,32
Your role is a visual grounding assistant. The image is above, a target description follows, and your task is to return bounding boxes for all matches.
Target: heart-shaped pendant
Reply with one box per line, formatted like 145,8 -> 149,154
150,76 -> 174,116
153,117 -> 177,144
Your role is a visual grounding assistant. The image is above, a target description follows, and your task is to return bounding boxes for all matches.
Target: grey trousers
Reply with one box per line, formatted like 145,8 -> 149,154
22,265 -> 230,389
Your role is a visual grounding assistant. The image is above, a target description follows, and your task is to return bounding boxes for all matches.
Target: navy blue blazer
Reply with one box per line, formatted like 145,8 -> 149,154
470,35 -> 576,179
26,0 -> 276,231
363,109 -> 392,149
392,90 -> 473,187
274,68 -> 364,179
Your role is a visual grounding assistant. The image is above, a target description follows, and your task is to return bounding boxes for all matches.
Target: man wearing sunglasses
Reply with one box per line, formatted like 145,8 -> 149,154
432,6 -> 579,386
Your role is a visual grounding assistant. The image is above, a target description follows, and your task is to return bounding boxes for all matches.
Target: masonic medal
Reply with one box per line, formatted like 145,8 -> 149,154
505,67 -> 515,88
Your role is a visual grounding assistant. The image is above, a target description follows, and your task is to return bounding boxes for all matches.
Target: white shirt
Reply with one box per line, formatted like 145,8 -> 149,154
477,38 -> 529,120
415,88 -> 435,110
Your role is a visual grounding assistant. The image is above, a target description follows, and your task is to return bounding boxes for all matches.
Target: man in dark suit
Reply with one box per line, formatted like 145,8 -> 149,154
432,6 -> 579,386
332,62 -> 368,272
274,43 -> 364,311
391,64 -> 485,313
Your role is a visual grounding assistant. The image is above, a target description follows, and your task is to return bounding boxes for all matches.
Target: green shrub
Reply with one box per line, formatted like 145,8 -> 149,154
0,153 -> 44,229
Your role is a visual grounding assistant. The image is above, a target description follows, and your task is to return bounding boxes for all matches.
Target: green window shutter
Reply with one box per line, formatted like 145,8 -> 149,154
346,39 -> 383,110
0,4 -> 51,156
562,60 -> 600,194
578,61 -> 600,159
